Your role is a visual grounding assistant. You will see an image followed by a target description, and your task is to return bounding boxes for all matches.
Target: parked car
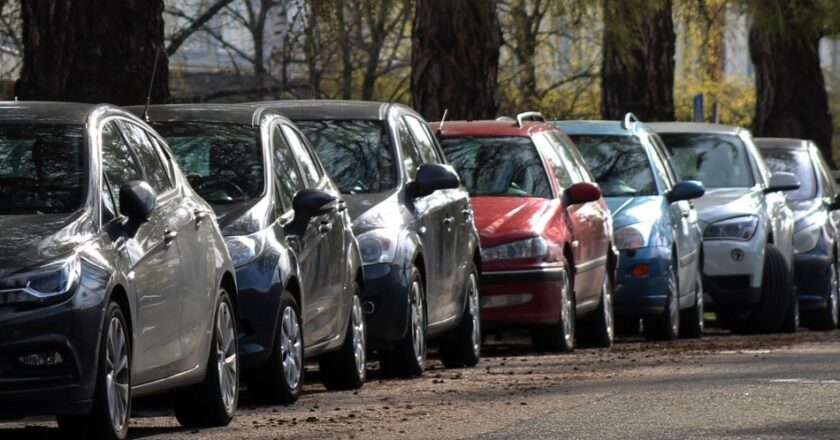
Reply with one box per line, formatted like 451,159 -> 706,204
557,115 -> 706,340
0,102 -> 239,439
132,104 -> 367,403
650,122 -> 800,334
433,113 -> 617,352
251,100 -> 482,376
756,138 -> 840,330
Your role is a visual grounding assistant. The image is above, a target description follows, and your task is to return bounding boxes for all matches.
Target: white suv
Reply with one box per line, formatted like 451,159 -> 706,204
650,123 -> 800,333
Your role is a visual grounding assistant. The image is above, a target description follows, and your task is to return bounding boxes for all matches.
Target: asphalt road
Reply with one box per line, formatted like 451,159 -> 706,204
3,329 -> 839,439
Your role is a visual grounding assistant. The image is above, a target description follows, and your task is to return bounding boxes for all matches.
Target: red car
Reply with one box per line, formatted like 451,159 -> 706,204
432,115 -> 616,352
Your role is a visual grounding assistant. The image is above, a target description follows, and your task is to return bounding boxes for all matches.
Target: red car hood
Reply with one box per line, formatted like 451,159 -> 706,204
471,196 -> 554,248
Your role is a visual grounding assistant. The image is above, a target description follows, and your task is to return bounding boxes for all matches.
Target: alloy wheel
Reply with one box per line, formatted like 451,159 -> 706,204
669,268 -> 680,336
602,276 -> 614,341
696,276 -> 705,334
215,299 -> 238,414
467,273 -> 481,357
560,270 -> 574,347
280,306 -> 303,390
831,261 -> 839,326
351,296 -> 366,379
410,281 -> 426,366
106,316 -> 130,434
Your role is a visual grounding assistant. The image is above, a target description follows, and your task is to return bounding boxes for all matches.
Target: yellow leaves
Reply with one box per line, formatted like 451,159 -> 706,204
673,77 -> 755,127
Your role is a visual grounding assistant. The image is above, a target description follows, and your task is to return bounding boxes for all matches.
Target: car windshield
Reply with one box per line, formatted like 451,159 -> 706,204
659,133 -> 755,188
569,134 -> 657,197
153,122 -> 264,204
441,136 -> 552,198
761,149 -> 817,201
0,124 -> 86,214
295,120 -> 396,194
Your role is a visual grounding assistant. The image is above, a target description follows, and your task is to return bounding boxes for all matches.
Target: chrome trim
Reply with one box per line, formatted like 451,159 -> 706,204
576,256 -> 607,273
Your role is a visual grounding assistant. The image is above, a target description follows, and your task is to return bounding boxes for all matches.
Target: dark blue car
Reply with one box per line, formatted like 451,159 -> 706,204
757,138 -> 840,330
556,115 -> 706,340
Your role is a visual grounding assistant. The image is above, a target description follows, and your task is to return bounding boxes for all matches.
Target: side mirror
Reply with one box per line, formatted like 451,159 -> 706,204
119,181 -> 156,224
764,172 -> 800,193
407,163 -> 460,198
668,180 -> 705,203
564,182 -> 601,205
827,196 -> 840,211
285,189 -> 338,237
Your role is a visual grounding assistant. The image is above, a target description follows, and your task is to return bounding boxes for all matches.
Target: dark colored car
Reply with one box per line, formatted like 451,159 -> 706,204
134,104 -> 366,403
757,138 -> 840,330
0,102 -> 239,438
252,100 -> 482,376
433,116 -> 617,352
557,117 -> 706,341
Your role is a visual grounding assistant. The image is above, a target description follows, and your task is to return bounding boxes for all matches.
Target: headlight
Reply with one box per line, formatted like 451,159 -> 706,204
703,216 -> 759,241
614,223 -> 653,250
357,229 -> 399,264
793,222 -> 822,254
481,237 -> 548,261
225,230 -> 266,268
0,255 -> 80,305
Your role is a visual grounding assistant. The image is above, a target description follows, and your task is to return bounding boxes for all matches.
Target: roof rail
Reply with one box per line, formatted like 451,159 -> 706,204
620,112 -> 639,130
496,116 -> 514,122
515,111 -> 545,127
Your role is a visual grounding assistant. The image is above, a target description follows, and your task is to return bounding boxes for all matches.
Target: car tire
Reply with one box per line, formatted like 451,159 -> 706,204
319,287 -> 367,390
248,290 -> 304,404
531,262 -> 575,353
643,263 -> 680,341
746,244 -> 793,334
380,267 -> 426,377
440,263 -> 481,368
680,272 -> 704,339
173,288 -> 238,427
806,259 -> 839,331
57,301 -> 131,440
778,288 -> 799,333
577,270 -> 615,348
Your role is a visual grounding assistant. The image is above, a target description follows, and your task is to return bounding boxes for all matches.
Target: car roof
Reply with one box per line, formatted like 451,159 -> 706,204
0,101 -> 102,124
754,137 -> 809,151
646,121 -> 742,136
125,103 -> 265,126
431,120 -> 560,138
553,120 -> 631,136
249,100 -> 401,121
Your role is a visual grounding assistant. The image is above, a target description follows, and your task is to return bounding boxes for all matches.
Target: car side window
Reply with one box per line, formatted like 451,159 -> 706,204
645,139 -> 674,192
404,116 -> 440,164
812,147 -> 837,198
117,121 -> 173,195
281,125 -> 321,187
650,135 -> 680,185
397,117 -> 423,180
272,126 -> 306,210
536,135 -> 574,189
101,121 -> 144,213
101,174 -> 118,223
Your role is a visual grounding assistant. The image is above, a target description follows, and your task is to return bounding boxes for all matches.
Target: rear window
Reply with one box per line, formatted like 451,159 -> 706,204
659,133 -> 755,188
569,134 -> 657,197
441,136 -> 552,198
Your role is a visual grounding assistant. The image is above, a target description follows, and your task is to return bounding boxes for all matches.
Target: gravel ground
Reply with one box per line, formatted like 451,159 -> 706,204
3,326 -> 839,439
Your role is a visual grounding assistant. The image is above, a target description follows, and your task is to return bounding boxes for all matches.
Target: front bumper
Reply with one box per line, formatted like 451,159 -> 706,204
0,286 -> 105,417
235,257 -> 285,371
361,263 -> 410,347
702,237 -> 764,305
613,247 -> 670,315
479,267 -> 566,328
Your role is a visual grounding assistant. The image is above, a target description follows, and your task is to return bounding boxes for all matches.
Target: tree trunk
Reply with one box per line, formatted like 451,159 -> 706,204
16,0 -> 169,105
601,0 -> 675,121
749,0 -> 833,166
411,0 -> 502,121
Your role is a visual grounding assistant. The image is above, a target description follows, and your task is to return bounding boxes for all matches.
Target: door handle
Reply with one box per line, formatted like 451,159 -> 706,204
443,216 -> 455,230
461,208 -> 473,221
164,229 -> 178,244
681,210 -> 690,218
319,220 -> 332,234
285,235 -> 301,252
337,200 -> 347,212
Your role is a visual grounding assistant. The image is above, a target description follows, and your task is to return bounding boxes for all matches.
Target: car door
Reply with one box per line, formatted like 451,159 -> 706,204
396,115 -> 452,327
274,124 -> 336,346
120,120 -> 215,370
811,146 -> 840,248
101,119 -> 184,384
404,115 -> 462,322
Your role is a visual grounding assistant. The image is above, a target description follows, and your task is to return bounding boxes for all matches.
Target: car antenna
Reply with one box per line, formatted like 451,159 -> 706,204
143,47 -> 163,122
437,108 -> 449,132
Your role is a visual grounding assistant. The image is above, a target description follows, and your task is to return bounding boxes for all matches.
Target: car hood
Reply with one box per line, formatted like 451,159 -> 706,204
470,197 -> 554,248
346,191 -> 405,235
605,196 -> 666,229
786,198 -> 821,223
0,211 -> 94,278
213,198 -> 272,237
691,187 -> 762,224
